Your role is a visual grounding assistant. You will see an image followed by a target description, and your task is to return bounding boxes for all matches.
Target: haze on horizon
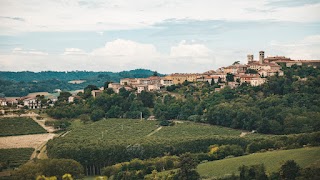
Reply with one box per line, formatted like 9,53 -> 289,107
0,0 -> 319,74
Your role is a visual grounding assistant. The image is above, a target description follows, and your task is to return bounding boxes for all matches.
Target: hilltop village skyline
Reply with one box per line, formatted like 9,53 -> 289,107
106,50 -> 320,94
1,50 -> 320,109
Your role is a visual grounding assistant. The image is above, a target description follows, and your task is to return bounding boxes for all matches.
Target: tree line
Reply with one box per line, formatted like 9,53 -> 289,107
0,69 -> 161,97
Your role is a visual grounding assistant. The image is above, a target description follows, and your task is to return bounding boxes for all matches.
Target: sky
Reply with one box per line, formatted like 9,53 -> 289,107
0,0 -> 319,73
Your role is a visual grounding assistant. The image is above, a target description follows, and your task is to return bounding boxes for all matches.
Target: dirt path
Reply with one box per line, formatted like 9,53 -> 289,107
60,130 -> 71,137
147,126 -> 162,137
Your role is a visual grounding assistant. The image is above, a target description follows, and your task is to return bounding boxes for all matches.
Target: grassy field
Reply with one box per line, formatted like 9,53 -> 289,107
197,147 -> 320,179
0,148 -> 34,168
0,117 -> 47,136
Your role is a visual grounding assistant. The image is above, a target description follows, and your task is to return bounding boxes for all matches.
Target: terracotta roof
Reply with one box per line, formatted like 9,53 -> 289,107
149,76 -> 161,80
238,74 -> 260,78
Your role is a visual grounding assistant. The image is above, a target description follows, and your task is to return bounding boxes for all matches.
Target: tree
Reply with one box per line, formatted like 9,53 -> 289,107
233,61 -> 240,65
83,85 -> 99,99
105,88 -> 114,95
62,174 -> 73,180
106,106 -> 123,118
119,87 -> 130,98
245,69 -> 258,74
210,78 -> 215,86
175,153 -> 200,180
104,81 -> 112,90
280,160 -> 300,180
79,114 -> 91,124
210,144 -> 244,159
138,91 -> 155,108
58,92 -> 72,102
153,71 -> 159,76
12,159 -> 83,180
182,80 -> 190,86
239,164 -> 268,180
226,73 -> 235,82
220,87 -> 237,100
90,109 -> 105,121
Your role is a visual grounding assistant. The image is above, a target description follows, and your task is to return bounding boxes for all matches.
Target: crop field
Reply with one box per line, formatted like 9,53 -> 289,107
0,148 -> 34,168
197,147 -> 320,179
0,117 -> 47,136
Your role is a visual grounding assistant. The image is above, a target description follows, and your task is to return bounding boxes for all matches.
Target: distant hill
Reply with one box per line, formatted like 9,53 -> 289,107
0,69 -> 164,82
0,69 -> 164,97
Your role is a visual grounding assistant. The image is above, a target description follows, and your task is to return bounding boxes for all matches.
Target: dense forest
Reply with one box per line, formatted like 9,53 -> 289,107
0,69 -> 162,97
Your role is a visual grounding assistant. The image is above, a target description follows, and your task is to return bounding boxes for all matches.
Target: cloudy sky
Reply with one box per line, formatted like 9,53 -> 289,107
0,0 -> 319,73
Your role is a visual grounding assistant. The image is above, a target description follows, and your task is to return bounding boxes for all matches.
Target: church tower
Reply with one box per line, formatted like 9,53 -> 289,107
259,51 -> 265,64
247,54 -> 254,63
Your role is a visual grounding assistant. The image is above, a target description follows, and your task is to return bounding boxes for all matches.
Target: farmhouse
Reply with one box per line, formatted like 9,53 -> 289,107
91,90 -> 103,98
0,98 -> 7,106
23,97 -> 41,109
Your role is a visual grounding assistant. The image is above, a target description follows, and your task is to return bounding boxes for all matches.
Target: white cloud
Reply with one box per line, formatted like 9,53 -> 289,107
269,35 -> 320,59
0,0 -> 319,34
0,39 -> 219,73
171,40 -> 212,58
12,47 -> 48,55
1,36 -> 319,74
169,40 -> 216,71
91,39 -> 159,58
63,48 -> 87,55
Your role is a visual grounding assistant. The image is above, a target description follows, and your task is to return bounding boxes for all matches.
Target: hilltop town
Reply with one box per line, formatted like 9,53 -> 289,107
107,51 -> 320,95
1,51 -> 320,110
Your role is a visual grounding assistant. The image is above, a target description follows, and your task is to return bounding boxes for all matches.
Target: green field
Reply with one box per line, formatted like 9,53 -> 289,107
197,147 -> 320,179
0,148 -> 34,168
0,117 -> 47,136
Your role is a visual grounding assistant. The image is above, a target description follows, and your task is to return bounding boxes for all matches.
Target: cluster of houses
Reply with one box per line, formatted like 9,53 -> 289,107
107,51 -> 312,93
0,93 -> 58,110
95,51 -> 320,94
1,51 -> 319,109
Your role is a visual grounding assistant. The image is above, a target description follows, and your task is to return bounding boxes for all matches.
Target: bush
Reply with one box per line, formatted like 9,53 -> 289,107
11,159 -> 84,180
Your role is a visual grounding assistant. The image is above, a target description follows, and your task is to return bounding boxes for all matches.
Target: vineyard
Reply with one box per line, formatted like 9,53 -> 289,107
57,119 -> 247,145
47,119 -> 320,176
0,148 -> 34,169
0,117 -> 47,136
47,119 -> 263,175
